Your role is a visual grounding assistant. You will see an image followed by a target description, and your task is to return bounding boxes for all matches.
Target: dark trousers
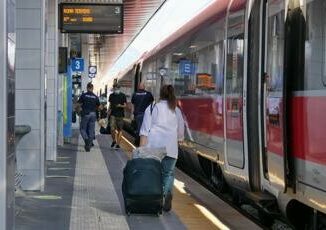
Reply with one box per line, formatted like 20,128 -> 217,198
135,113 -> 144,135
134,113 -> 144,146
80,112 -> 96,144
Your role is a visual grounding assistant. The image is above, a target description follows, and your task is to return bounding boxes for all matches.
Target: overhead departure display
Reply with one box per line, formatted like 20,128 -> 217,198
59,3 -> 123,34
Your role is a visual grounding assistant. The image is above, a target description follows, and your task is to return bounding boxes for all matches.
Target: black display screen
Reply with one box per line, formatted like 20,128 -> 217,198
59,3 -> 123,34
58,47 -> 68,73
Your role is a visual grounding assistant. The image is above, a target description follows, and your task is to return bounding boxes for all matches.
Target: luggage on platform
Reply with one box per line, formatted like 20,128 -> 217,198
122,158 -> 163,215
99,122 -> 111,134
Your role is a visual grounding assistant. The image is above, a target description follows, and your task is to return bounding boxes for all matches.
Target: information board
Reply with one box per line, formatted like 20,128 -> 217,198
58,47 -> 68,73
59,3 -> 123,34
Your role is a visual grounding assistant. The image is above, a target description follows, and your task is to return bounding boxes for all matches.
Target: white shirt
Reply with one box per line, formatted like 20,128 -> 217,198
140,100 -> 185,159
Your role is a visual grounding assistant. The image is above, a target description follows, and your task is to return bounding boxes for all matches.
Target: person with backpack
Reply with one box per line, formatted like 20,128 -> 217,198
139,84 -> 185,212
131,82 -> 154,146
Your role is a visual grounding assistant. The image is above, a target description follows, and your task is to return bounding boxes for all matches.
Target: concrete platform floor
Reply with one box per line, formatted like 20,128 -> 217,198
15,129 -> 261,230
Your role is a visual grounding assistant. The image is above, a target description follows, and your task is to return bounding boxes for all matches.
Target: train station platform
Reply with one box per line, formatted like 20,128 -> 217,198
15,129 -> 261,230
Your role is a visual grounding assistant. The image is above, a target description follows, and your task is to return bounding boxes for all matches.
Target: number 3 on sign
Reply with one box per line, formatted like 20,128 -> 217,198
75,61 -> 80,70
72,58 -> 84,72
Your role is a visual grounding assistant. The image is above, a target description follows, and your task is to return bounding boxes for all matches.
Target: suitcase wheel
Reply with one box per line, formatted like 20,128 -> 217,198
126,208 -> 131,216
125,205 -> 131,216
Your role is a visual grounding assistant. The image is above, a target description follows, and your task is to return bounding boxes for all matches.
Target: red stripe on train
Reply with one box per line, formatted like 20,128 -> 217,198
291,96 -> 326,165
178,97 -> 225,137
178,96 -> 326,165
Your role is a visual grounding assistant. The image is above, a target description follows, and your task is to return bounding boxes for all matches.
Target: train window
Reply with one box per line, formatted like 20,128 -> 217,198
304,0 -> 326,90
169,20 -> 225,97
226,8 -> 245,96
162,19 -> 226,151
266,3 -> 284,92
226,35 -> 244,94
142,61 -> 159,99
215,41 -> 225,95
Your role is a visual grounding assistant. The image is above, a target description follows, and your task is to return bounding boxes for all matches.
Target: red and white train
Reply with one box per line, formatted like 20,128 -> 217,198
115,0 -> 326,228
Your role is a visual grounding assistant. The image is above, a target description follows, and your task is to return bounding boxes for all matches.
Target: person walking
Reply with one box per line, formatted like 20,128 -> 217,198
139,85 -> 184,212
131,82 -> 154,146
108,83 -> 127,149
78,82 -> 100,152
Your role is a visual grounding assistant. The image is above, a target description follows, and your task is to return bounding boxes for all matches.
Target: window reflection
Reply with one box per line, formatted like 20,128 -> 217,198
226,8 -> 245,97
167,20 -> 225,97
141,19 -> 226,150
226,36 -> 244,95
266,7 -> 284,92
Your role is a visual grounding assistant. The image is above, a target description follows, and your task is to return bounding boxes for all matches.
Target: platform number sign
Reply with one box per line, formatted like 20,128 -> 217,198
71,58 -> 84,72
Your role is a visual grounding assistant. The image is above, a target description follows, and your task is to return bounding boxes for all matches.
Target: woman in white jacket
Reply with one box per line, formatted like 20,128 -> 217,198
139,85 -> 184,212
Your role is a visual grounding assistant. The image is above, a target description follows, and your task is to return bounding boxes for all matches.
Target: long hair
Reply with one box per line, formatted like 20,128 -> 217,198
160,84 -> 176,110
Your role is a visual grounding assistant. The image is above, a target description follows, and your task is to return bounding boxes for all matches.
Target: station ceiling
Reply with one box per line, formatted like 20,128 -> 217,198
84,0 -> 166,76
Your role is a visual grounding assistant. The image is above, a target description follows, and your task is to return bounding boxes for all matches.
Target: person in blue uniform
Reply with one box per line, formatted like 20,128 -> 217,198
109,83 -> 127,149
78,82 -> 100,152
131,82 -> 154,146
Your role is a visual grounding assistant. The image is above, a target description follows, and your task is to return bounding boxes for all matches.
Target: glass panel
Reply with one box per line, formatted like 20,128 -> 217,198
264,0 -> 286,189
266,7 -> 284,92
170,20 -> 225,98
164,19 -> 225,151
265,2 -> 285,130
143,61 -> 159,99
225,4 -> 245,169
226,36 -> 244,95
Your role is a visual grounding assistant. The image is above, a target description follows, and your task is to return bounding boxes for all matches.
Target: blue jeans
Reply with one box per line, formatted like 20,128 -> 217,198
80,112 -> 97,143
161,156 -> 177,195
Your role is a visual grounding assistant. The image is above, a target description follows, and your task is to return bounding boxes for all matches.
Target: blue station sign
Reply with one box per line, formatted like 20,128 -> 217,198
179,60 -> 195,75
71,58 -> 84,72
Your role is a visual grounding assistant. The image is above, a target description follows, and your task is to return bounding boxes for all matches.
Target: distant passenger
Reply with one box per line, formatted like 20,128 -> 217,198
78,82 -> 100,152
131,82 -> 154,146
108,83 -> 127,149
139,85 -> 185,212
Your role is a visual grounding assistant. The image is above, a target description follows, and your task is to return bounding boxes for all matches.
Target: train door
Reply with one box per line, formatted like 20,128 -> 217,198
263,0 -> 287,192
294,0 -> 326,194
224,0 -> 248,188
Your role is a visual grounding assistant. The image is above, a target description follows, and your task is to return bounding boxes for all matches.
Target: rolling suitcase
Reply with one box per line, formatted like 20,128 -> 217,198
122,158 -> 163,216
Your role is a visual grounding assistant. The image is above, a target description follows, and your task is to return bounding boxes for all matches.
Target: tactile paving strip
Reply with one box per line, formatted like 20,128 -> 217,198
69,136 -> 129,230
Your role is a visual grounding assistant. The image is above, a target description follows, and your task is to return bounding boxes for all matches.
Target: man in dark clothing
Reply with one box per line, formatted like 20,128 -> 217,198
78,82 -> 100,152
109,83 -> 126,149
131,82 -> 154,146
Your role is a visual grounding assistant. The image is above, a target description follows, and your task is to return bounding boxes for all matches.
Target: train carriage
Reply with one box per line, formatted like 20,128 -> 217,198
116,0 -> 326,228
